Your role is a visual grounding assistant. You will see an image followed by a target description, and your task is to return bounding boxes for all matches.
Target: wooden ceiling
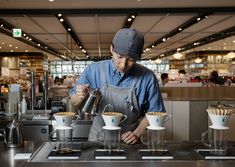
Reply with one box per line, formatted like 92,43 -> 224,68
0,0 -> 235,61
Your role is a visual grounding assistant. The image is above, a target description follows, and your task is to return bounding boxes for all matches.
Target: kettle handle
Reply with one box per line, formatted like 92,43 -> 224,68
0,128 -> 7,144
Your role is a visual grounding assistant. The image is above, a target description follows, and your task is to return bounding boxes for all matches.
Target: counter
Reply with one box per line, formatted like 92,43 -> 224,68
1,141 -> 235,167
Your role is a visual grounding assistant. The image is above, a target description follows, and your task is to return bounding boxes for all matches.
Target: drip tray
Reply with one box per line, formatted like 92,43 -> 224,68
48,150 -> 81,160
94,149 -> 127,159
196,149 -> 235,160
139,149 -> 174,160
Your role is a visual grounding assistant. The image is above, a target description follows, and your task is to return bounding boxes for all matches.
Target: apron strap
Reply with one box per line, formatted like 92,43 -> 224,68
99,61 -> 107,85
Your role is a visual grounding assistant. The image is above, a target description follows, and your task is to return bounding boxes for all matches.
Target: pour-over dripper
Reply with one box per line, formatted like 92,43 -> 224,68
207,108 -> 232,129
54,112 -> 76,127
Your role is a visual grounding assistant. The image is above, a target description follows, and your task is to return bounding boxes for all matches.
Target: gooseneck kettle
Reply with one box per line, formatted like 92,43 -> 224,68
0,118 -> 24,147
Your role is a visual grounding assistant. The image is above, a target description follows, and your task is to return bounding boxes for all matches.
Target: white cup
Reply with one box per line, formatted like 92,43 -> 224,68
208,113 -> 231,129
102,112 -> 127,128
54,112 -> 76,126
146,112 -> 171,128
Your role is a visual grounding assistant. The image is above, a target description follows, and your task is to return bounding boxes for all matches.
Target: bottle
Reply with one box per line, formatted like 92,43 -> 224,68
21,95 -> 27,114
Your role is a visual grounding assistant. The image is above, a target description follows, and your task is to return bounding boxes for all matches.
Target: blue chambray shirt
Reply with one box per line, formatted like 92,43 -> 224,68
69,59 -> 165,114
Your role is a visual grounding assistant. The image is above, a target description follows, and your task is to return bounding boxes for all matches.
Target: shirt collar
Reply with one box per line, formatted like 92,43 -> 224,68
109,58 -> 135,77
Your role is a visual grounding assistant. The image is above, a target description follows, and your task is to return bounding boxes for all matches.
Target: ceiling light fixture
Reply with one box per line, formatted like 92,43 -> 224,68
194,57 -> 202,63
58,14 -> 62,17
49,0 -> 54,2
59,18 -> 64,22
227,51 -> 235,59
155,58 -> 162,64
173,52 -> 183,59
128,18 -> 132,22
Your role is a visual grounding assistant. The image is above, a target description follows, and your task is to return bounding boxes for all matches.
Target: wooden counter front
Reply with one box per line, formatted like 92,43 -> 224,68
160,86 -> 235,101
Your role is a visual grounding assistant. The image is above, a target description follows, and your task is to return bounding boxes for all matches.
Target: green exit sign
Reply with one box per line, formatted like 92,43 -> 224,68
12,28 -> 22,38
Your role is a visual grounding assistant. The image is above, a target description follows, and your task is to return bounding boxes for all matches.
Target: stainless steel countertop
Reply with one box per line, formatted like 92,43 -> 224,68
1,141 -> 235,167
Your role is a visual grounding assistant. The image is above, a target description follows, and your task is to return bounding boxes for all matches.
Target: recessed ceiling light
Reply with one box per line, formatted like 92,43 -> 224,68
136,0 -> 142,2
131,15 -> 135,19
179,28 -> 182,31
58,14 -> 62,17
197,18 -> 201,21
1,24 -> 3,27
10,50 -> 13,52
9,44 -> 12,47
26,36 -> 29,39
23,34 -> 26,37
37,44 -> 41,46
67,28 -> 71,31
25,50 -> 28,52
223,47 -> 226,50
233,40 -> 235,43
128,18 -> 132,22
45,46 -> 48,49
49,0 -> 54,2
15,46 -> 18,49
0,46 -> 2,49
59,18 -> 64,22
162,38 -> 166,42
29,38 -> 32,41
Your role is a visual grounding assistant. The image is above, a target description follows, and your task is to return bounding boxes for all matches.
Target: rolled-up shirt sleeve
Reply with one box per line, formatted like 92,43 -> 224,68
145,73 -> 165,113
69,65 -> 92,96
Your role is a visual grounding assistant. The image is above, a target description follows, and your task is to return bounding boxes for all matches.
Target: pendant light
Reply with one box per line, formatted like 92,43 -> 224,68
194,57 -> 202,63
155,58 -> 162,64
227,39 -> 235,59
173,52 -> 183,59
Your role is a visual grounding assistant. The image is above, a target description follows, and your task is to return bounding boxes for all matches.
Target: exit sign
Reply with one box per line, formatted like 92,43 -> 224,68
12,28 -> 22,38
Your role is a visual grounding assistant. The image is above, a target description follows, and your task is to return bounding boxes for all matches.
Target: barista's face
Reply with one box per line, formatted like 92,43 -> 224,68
110,45 -> 136,73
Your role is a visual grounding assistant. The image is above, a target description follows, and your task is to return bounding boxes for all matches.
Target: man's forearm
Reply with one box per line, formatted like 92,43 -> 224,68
70,93 -> 83,107
133,116 -> 149,138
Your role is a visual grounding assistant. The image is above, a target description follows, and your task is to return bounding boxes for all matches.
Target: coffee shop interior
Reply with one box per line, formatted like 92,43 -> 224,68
0,0 -> 235,166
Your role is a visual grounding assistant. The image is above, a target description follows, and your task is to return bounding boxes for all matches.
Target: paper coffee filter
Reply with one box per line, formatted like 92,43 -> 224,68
54,112 -> 76,126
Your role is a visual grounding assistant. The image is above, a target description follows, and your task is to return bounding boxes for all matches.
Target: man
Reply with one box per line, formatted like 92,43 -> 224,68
69,28 -> 165,144
160,73 -> 169,86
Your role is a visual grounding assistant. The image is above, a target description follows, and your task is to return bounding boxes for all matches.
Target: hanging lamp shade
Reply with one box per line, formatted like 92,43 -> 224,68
173,52 -> 183,59
227,51 -> 235,59
155,58 -> 162,64
194,57 -> 202,63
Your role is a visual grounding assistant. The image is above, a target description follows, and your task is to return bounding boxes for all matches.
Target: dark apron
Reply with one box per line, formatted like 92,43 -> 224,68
88,61 -> 142,141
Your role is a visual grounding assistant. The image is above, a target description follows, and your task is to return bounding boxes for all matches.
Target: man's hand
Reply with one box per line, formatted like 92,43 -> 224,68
76,84 -> 89,98
121,131 -> 139,145
70,84 -> 89,107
